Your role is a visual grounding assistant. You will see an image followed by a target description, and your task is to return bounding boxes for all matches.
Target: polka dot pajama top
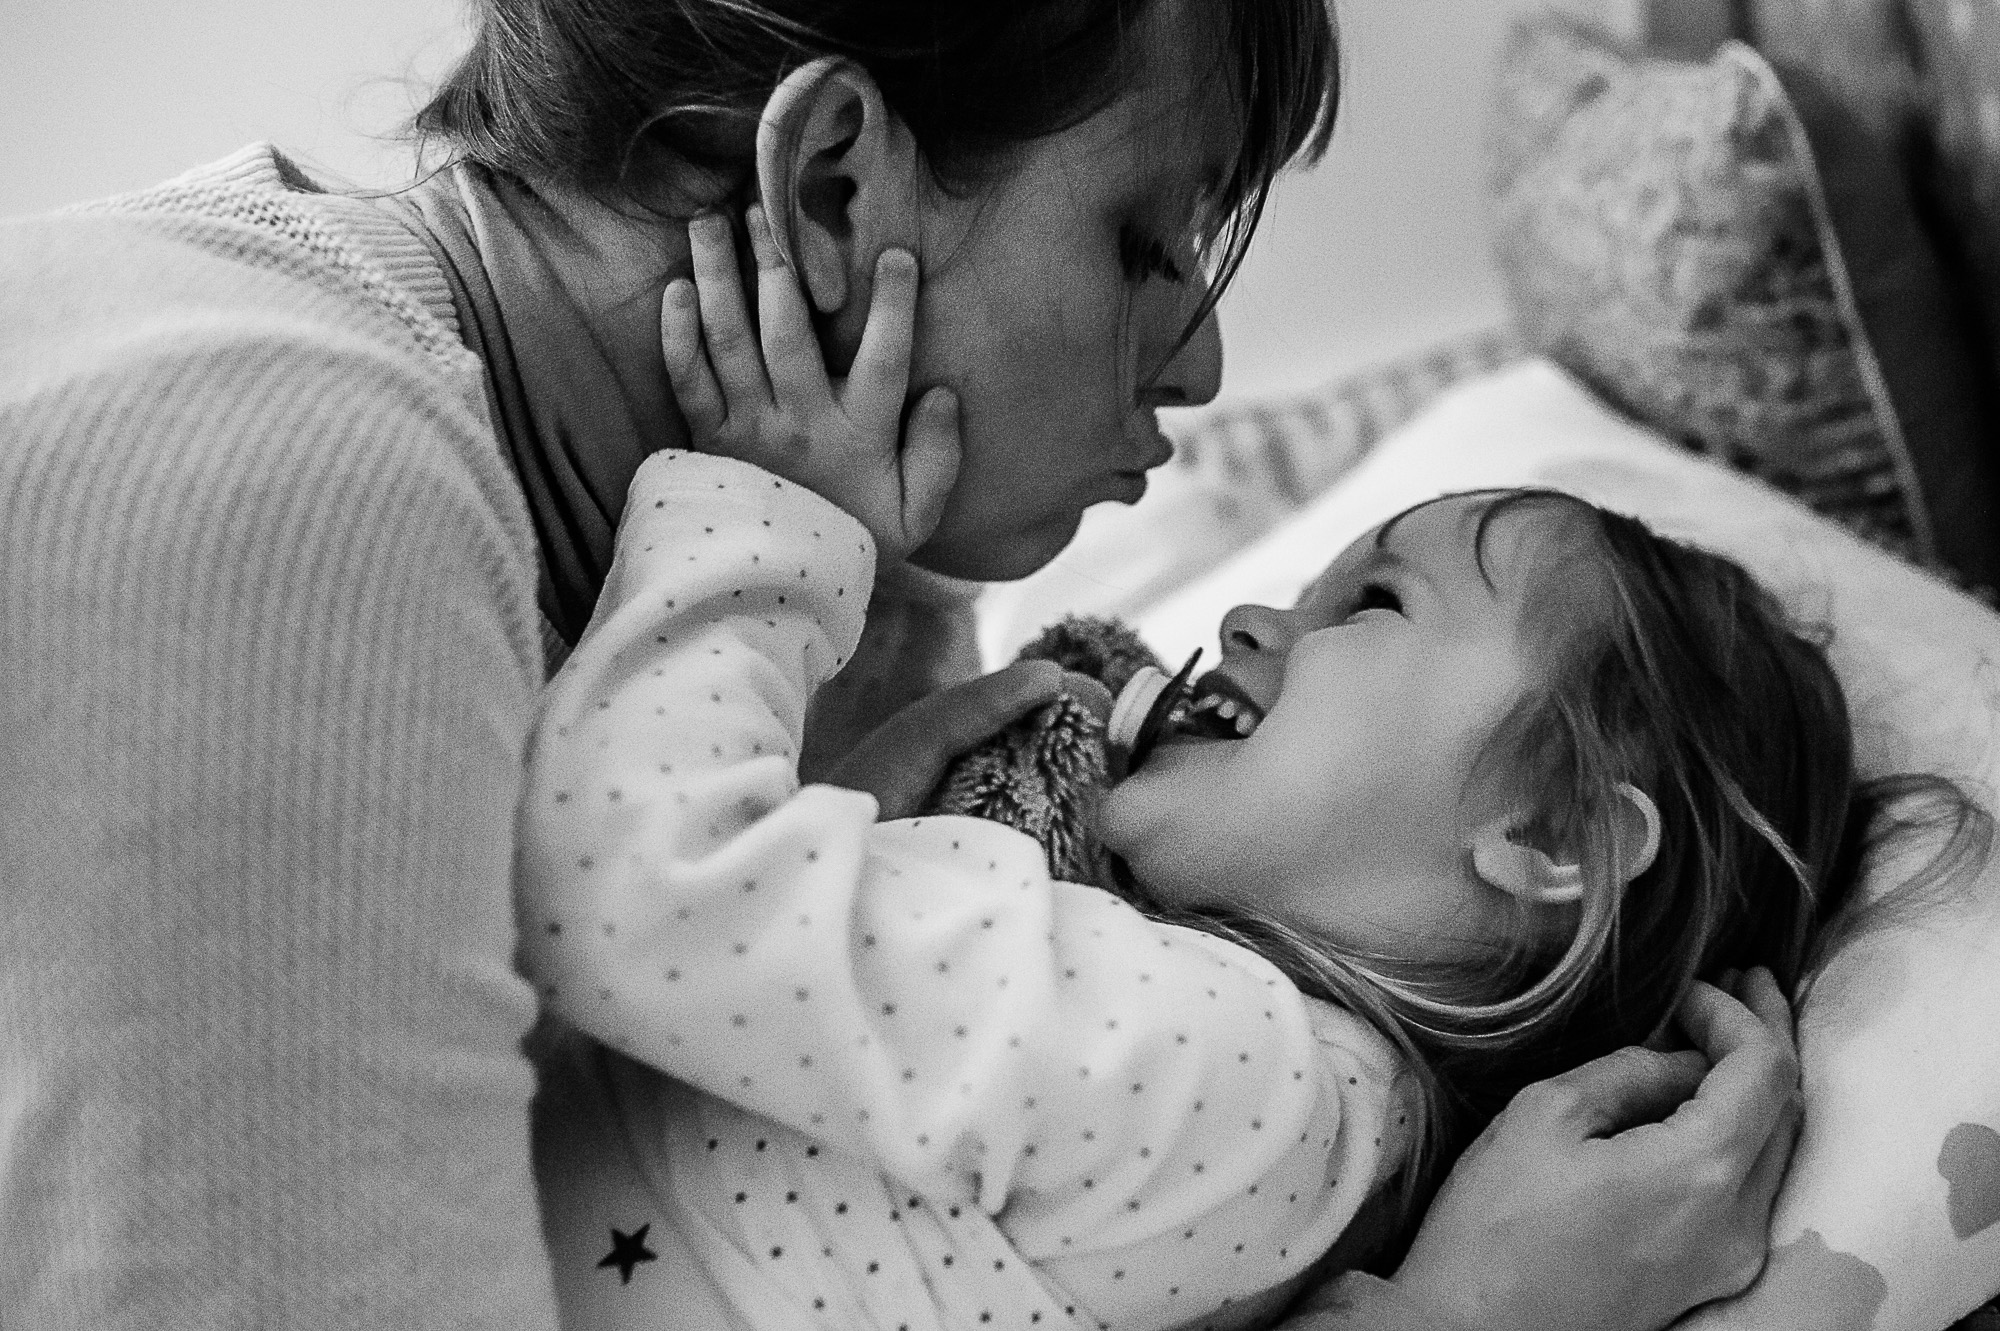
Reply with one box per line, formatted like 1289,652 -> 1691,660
520,451 -> 1411,1331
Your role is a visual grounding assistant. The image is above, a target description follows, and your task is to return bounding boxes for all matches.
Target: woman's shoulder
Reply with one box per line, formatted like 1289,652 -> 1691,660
0,159 -> 539,667
3,146 -> 508,506
6,145 -> 478,391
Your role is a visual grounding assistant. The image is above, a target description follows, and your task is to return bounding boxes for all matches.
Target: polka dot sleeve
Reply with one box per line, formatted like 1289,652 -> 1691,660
519,451 -> 1403,1321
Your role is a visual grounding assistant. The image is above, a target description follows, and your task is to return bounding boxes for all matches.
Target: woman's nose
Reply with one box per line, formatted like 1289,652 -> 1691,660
1136,297 -> 1224,409
1159,308 -> 1223,407
1220,603 -> 1293,657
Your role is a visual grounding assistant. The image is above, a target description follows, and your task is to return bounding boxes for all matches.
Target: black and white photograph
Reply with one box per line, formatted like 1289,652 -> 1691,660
4,1 -> 1999,1327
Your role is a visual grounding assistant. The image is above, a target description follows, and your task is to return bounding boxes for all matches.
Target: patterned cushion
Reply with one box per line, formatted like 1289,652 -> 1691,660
1489,16 -> 2000,594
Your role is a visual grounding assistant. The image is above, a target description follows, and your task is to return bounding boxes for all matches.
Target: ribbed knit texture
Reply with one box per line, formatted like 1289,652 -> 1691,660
0,146 -> 557,1328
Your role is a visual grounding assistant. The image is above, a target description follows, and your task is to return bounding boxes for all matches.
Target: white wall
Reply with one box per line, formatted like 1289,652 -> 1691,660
0,0 -> 469,210
0,0 -> 1565,399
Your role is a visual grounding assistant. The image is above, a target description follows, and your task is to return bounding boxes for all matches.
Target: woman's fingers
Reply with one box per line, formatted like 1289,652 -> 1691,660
1529,1045 -> 1708,1139
660,278 -> 727,441
1727,966 -> 1806,1216
1668,976 -> 1801,1164
688,213 -> 772,411
1738,1074 -> 1804,1217
846,249 -> 920,422
1735,964 -> 1797,1045
746,204 -> 832,416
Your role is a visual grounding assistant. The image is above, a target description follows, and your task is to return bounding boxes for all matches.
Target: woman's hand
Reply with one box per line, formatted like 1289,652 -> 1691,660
660,207 -> 961,563
1383,968 -> 1803,1331
822,662 -> 1112,819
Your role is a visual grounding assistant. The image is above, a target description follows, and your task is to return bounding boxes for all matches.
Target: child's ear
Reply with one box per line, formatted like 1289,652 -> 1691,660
1470,783 -> 1662,905
755,56 -> 921,319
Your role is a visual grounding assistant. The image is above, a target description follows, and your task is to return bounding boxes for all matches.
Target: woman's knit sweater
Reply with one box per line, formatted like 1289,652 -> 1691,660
0,145 -> 557,1328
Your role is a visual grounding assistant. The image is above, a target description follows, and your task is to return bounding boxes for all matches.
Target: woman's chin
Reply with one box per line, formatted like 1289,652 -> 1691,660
907,510 -> 1082,582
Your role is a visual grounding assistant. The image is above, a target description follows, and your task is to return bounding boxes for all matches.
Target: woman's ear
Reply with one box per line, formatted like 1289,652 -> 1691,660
756,56 -> 921,319
1470,783 -> 1663,906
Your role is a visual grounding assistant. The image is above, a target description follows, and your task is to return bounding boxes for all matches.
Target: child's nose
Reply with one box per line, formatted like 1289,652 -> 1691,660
1220,604 -> 1293,657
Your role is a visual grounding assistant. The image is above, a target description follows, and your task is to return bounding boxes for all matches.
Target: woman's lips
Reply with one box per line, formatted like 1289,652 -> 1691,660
1108,472 -> 1150,504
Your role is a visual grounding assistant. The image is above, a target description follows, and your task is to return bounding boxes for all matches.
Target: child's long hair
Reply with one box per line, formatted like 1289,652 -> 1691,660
1162,489 -> 1992,1260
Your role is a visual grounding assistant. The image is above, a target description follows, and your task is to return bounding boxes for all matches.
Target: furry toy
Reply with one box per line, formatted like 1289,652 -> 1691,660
921,617 -> 1164,901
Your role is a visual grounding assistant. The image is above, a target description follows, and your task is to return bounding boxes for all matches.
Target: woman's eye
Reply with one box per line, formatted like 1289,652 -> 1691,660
1347,583 -> 1404,619
1119,226 -> 1186,284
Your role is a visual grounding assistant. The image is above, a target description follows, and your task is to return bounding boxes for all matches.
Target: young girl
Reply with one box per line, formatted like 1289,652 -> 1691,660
518,216 -> 1851,1331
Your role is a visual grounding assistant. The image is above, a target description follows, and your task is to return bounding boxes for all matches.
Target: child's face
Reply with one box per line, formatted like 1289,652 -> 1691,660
1100,494 -> 1558,966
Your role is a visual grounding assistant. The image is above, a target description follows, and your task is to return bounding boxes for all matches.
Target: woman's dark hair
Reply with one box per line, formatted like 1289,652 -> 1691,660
411,0 -> 1340,318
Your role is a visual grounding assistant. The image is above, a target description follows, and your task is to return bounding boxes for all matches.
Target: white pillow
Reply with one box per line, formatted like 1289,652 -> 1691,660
1131,361 -> 2000,1330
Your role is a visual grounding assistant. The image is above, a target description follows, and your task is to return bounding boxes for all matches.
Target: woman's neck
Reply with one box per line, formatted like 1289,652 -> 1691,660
483,175 -> 693,459
398,164 -> 699,644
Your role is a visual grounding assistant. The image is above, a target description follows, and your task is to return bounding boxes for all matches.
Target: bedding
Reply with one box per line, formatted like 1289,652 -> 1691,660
1487,17 -> 2000,594
1104,359 -> 2000,1331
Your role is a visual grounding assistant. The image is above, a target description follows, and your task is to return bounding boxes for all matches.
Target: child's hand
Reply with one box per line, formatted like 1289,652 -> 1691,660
660,207 -> 962,563
823,662 -> 1086,819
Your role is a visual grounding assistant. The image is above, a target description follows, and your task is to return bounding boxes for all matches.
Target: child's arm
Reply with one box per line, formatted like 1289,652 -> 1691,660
517,218 -> 1398,1319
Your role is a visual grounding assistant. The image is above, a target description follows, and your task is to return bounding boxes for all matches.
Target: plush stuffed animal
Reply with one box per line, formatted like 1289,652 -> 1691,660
920,617 -> 1165,902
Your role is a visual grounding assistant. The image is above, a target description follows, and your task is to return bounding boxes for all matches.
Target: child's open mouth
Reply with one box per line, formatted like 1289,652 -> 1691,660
1110,655 -> 1266,775
1176,678 -> 1265,740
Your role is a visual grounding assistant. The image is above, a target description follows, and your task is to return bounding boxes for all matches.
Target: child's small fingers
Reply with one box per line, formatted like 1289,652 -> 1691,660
895,386 -> 961,553
660,278 -> 726,440
688,213 -> 772,410
846,249 -> 919,418
900,657 -> 1059,758
748,205 -> 832,415
1060,672 -> 1117,725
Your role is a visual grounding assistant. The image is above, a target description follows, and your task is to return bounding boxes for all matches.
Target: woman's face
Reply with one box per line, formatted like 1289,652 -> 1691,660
901,8 -> 1234,581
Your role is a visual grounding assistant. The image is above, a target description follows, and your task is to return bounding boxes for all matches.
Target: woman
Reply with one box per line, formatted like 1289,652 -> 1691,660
0,2 -> 1799,1328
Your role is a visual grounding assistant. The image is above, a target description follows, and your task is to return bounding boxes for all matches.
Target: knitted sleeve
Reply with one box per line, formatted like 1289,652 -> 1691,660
520,451 -> 1403,1329
0,217 -> 554,1329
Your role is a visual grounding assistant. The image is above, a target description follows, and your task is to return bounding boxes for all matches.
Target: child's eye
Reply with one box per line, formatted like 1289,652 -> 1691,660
1346,583 -> 1404,620
1119,226 -> 1186,284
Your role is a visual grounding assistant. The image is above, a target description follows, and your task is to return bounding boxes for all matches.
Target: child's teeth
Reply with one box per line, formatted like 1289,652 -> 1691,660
1217,700 -> 1239,720
1234,711 -> 1257,737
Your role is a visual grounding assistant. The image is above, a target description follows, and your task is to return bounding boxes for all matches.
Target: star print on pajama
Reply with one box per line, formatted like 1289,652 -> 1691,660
598,1225 -> 658,1284
520,451 -> 1411,1331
